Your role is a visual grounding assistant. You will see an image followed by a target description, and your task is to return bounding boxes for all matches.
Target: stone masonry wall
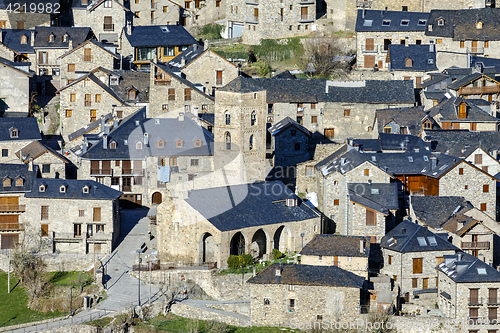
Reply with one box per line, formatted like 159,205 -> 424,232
301,254 -> 368,277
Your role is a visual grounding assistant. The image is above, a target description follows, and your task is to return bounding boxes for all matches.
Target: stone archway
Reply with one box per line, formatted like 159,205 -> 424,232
230,232 -> 245,256
152,192 -> 162,205
274,225 -> 285,251
273,225 -> 292,253
251,229 -> 267,259
201,232 -> 215,263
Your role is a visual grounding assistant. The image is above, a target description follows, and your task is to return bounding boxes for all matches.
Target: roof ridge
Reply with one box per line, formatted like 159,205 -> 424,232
399,223 -> 421,252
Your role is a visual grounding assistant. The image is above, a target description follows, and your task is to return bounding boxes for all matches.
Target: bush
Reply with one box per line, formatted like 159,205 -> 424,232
227,255 -> 242,269
273,249 -> 284,260
241,254 -> 253,266
197,24 -> 224,40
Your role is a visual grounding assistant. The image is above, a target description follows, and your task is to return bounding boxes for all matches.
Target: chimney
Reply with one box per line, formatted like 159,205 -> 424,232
103,134 -> 108,149
28,159 -> 33,171
68,39 -> 73,50
113,116 -> 118,129
105,125 -> 110,135
360,239 -> 364,254
31,31 -> 35,47
100,115 -> 106,132
143,132 -> 149,145
126,20 -> 132,35
430,155 -> 437,169
0,31 -> 3,43
362,6 -> 366,19
178,112 -> 184,121
204,39 -> 209,50
82,142 -> 88,155
181,56 -> 186,67
193,43 -> 198,51
429,44 -> 435,52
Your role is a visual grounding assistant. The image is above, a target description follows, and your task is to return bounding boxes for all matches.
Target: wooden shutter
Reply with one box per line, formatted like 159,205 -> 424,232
475,154 -> 482,164
333,256 -> 339,266
490,289 -> 498,303
364,55 -> 375,68
0,215 -> 19,223
93,207 -> 101,221
84,48 -> 92,62
365,38 -> 374,51
184,88 -> 191,101
416,77 -> 422,88
41,224 -> 48,237
470,123 -> 477,131
168,88 -> 175,100
413,258 -> 423,274
470,288 -> 479,301
324,129 -> 334,139
41,206 -> 49,220
423,278 -> 428,289
216,71 -> 223,85
366,209 -> 376,226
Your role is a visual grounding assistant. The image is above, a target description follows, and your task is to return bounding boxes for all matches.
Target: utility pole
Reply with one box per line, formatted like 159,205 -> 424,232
7,250 -> 10,293
149,262 -> 151,306
93,243 -> 96,282
137,250 -> 141,306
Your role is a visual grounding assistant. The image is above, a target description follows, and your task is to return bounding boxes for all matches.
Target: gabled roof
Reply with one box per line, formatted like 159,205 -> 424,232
376,106 -> 427,135
268,117 -> 311,137
437,252 -> 500,282
423,130 -> 500,157
68,113 -> 113,142
420,73 -> 449,89
348,182 -> 399,215
33,27 -> 93,49
380,220 -> 459,253
15,141 -> 69,164
81,109 -> 213,160
356,9 -> 429,32
0,29 -> 34,53
169,43 -> 205,68
185,181 -> 320,232
0,163 -> 35,193
58,39 -> 119,59
448,72 -> 497,90
411,196 -> 473,231
378,133 -> 430,151
87,0 -> 129,12
471,56 -> 500,72
0,56 -> 33,77
125,25 -> 196,48
247,263 -> 365,288
428,96 -> 498,122
300,234 -> 370,258
26,179 -> 121,200
389,44 -> 437,72
109,70 -> 150,103
272,70 -> 296,79
0,117 -> 41,141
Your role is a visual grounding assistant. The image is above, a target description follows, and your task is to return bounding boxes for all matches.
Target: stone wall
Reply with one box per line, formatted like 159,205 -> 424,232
35,152 -> 67,179
72,4 -> 125,43
171,301 -> 250,327
273,126 -> 311,171
0,64 -> 31,115
301,254 -> 368,277
0,140 -> 32,164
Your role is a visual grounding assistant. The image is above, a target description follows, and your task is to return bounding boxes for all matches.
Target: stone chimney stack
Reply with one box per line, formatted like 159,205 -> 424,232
103,134 -> 108,150
31,31 -> 35,47
360,239 -> 364,254
100,115 -> 106,132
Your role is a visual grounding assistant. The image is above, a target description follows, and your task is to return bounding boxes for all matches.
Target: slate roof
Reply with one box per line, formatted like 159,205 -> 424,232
272,70 -> 296,79
221,77 -> 415,104
109,70 -> 150,103
26,179 -> 121,200
15,141 -> 69,164
389,44 -> 437,72
380,220 -> 459,253
447,72 -> 496,90
0,29 -> 34,53
300,234 -> 370,258
426,8 -> 500,40
185,181 -> 320,232
82,109 -> 213,160
199,113 -> 214,126
376,106 -> 427,135
428,96 -> 498,122
411,196 -> 473,230
420,73 -> 448,89
0,56 -> 33,76
0,117 -> 41,141
58,39 -> 119,59
471,56 -> 500,72
169,43 -> 205,68
68,113 -> 112,142
33,27 -> 93,48
437,252 -> 500,283
125,25 -> 196,48
268,117 -> 311,137
0,163 -> 35,193
378,133 -> 431,151
355,9 -> 429,32
348,183 -> 399,215
423,130 -> 500,157
247,263 -> 365,288
314,144 -> 348,170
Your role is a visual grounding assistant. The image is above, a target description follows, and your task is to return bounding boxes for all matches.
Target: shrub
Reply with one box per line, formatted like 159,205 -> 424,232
227,255 -> 242,268
273,249 -> 285,260
241,254 -> 253,266
198,24 -> 224,40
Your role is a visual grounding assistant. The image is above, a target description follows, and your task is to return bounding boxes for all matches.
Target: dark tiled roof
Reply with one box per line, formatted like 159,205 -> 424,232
0,29 -> 35,53
420,73 -> 448,89
272,70 -> 296,79
15,141 -> 69,164
314,144 -> 348,170
300,234 -> 370,257
356,9 -> 429,32
350,139 -> 381,152
411,196 -> 473,230
0,56 -> 33,76
324,80 -> 415,104
389,44 -> 437,72
33,27 -> 93,48
199,113 -> 214,126
348,183 -> 399,214
185,181 -> 320,232
169,43 -> 204,68
447,73 -> 496,90
268,117 -> 311,136
68,113 -> 112,142
0,117 -> 41,141
380,220 -> 459,253
0,163 -> 35,193
378,133 -> 430,151
109,70 -> 150,103
428,96 -> 498,122
471,56 -> 500,72
82,109 -> 213,160
125,25 -> 196,47
426,8 -> 500,40
423,130 -> 500,157
26,179 -> 121,200
437,252 -> 500,282
59,39 -> 119,59
247,263 -> 365,288
376,106 -> 427,134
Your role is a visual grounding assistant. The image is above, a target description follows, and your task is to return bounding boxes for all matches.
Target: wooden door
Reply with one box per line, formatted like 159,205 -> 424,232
364,55 -> 375,68
152,192 -> 162,204
91,160 -> 99,174
470,289 -> 479,303
102,160 -> 111,174
422,278 -> 428,289
216,71 -> 223,85
366,209 -> 376,225
301,7 -> 308,19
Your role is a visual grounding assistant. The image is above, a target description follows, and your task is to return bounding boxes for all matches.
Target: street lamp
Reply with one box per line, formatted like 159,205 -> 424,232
136,249 -> 142,306
70,286 -> 75,316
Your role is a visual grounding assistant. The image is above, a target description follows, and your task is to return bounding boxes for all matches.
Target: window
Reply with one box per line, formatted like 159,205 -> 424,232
176,139 -> 183,148
104,0 -> 112,7
251,111 -> 256,126
83,186 -> 89,193
366,209 -> 376,226
344,109 -> 351,117
225,112 -> 231,125
10,128 -> 18,138
79,209 -> 85,217
117,110 -> 123,118
41,206 -> 49,220
185,1 -> 190,8
289,299 -> 295,311
438,18 -> 445,26
459,168 -> 464,175
365,38 -> 374,51
294,143 -> 300,151
69,93 -> 76,102
41,224 -> 48,237
17,21 -> 24,29
216,70 -> 223,85
162,104 -> 168,111
460,41 -> 465,48
225,132 -> 231,150
402,5 -> 408,11
405,58 -> 413,67
65,109 -> 72,118
481,203 -> 487,211
74,224 -> 82,237
84,48 -> 92,62
413,258 -> 423,274
475,154 -> 482,164
62,34 -> 69,42
324,129 -> 334,140
483,166 -> 489,173
188,174 -> 194,181
168,88 -> 175,101
485,41 -> 489,48
169,157 -> 177,166
484,185 -> 490,193
53,68 -> 60,76
68,64 -> 75,72
96,224 -> 104,233
85,94 -> 92,107
191,159 -> 199,166
93,207 -> 101,222
1,149 -> 8,157
311,115 -> 318,124
3,178 -> 10,187
20,35 -> 27,44
157,139 -> 165,148
15,178 -> 23,186
334,199 -> 339,205
128,89 -> 137,100
95,94 -> 101,103
412,278 -> 418,288
42,164 -> 50,173
458,103 -> 467,119
60,185 -> 66,193
48,34 -> 54,42
306,166 -> 314,176
400,20 -> 409,26
216,0 -> 220,6
136,141 -> 143,150
364,169 -> 370,176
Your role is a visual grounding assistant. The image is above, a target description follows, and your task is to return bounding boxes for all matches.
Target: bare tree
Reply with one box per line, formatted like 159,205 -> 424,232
11,250 -> 48,302
300,37 -> 348,79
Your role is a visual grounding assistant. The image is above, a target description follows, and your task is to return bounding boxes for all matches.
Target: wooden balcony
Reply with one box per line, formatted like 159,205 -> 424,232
462,241 -> 490,250
0,223 -> 24,231
458,85 -> 500,96
154,79 -> 171,86
299,14 -> 314,23
0,204 -> 25,212
245,16 -> 259,24
488,298 -> 500,305
91,168 -> 113,176
121,168 -> 144,176
469,297 -> 483,306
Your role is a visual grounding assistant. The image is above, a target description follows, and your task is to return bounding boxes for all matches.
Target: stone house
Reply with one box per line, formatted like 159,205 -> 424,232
78,108 -> 215,207
0,29 -> 36,64
33,27 -> 94,95
425,8 -> 500,71
24,178 -> 121,254
410,195 -> 500,267
300,234 -> 370,277
58,39 -> 119,86
268,117 -> 311,179
71,0 -> 130,43
438,252 -> 500,332
446,70 -> 500,107
0,117 -> 41,164
248,263 -> 364,327
0,57 -> 33,116
223,0 -> 316,44
0,3 -> 51,30
169,44 -> 239,97
355,10 -> 431,70
375,106 -> 429,135
15,141 -> 70,179
388,44 -> 438,88
156,181 -> 322,267
120,24 -> 197,71
380,220 -> 459,299
463,147 -> 500,177
149,61 -> 215,117
130,0 -> 181,26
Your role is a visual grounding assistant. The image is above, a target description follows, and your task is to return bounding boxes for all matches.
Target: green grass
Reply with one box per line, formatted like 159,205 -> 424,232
48,271 -> 93,287
0,273 -> 63,327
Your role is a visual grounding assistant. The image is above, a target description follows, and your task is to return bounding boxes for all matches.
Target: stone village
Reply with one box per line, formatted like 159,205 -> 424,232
2,0 -> 500,332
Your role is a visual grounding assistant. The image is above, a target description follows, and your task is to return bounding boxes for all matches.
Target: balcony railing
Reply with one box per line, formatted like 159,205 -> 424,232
488,298 -> 500,305
121,169 -> 144,176
245,16 -> 259,23
462,241 -> 490,250
458,86 -> 500,96
154,79 -> 171,86
245,0 -> 258,4
467,47 -> 484,54
299,14 -> 314,23
469,297 -> 483,305
122,185 -> 132,192
362,45 -> 378,53
103,23 -> 114,31
90,168 -> 113,176
0,223 -> 24,231
0,204 -> 25,212
356,0 -> 372,7
85,101 -> 91,107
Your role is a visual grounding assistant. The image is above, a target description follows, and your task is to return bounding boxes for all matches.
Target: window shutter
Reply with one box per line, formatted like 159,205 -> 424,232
93,207 -> 101,221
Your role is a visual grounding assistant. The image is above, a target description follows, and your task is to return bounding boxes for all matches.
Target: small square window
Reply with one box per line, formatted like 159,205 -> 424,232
42,164 -> 50,173
2,149 -> 8,157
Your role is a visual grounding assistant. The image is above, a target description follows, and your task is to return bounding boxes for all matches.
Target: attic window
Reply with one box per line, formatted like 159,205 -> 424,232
194,138 -> 202,147
110,141 -> 117,149
428,236 -> 437,246
161,26 -> 170,33
424,156 -> 429,161
437,18 -> 445,26
83,186 -> 89,193
60,185 -> 66,193
382,20 -> 391,26
20,35 -> 27,44
176,139 -> 183,148
363,20 -> 373,27
418,19 -> 427,26
128,89 -> 137,100
48,33 -> 55,42
400,20 -> 409,26
286,198 -> 297,207
408,156 -> 413,162
136,141 -> 143,150
62,34 -> 69,42
458,102 -> 467,119
157,139 -> 165,148
417,237 -> 427,246
110,77 -> 119,85
428,59 -> 434,64
39,184 -> 45,192
477,268 -> 487,275
3,178 -> 10,187
405,58 -> 413,68
14,177 -> 23,186
9,128 -> 18,138
371,188 -> 379,195
477,22 -> 483,29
